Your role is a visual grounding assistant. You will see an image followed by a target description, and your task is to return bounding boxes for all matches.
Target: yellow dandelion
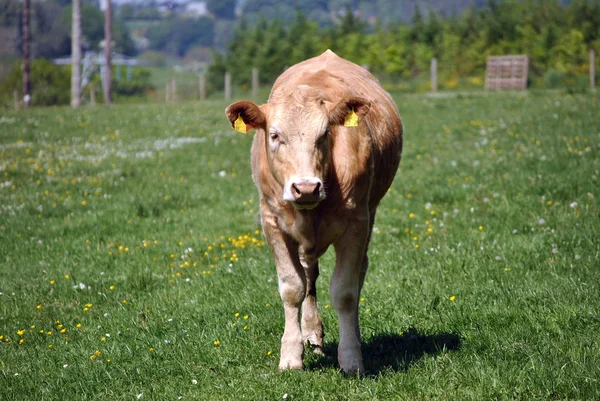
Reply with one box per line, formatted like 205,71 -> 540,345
17,329 -> 26,336
243,315 -> 249,320
64,274 -> 70,279
50,280 -> 55,285
60,329 -> 66,334
267,351 -> 273,356
213,340 -> 221,346
149,347 -> 155,352
234,312 -> 240,317
19,339 -> 24,344
409,213 -> 415,219
48,344 -> 52,349
479,226 -> 484,231
36,304 -> 42,309
109,285 -> 115,290
449,295 -> 456,301
122,299 -> 127,304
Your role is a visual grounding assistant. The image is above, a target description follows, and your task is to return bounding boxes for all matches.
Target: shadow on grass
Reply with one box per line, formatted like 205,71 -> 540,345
307,327 -> 461,375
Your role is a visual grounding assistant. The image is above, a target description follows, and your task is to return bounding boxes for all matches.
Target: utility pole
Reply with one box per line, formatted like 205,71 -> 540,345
104,0 -> 112,105
22,0 -> 31,108
71,0 -> 82,108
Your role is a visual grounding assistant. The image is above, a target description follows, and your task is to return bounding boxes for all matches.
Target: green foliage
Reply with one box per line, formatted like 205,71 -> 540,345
206,0 -> 237,20
113,67 -> 154,97
213,0 -> 600,88
0,59 -> 70,107
148,16 -> 215,57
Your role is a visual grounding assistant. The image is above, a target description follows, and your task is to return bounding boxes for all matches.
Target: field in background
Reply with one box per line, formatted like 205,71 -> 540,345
0,91 -> 599,400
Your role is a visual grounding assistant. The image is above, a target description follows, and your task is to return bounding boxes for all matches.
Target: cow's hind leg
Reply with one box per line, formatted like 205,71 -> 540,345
331,217 -> 369,374
300,253 -> 324,355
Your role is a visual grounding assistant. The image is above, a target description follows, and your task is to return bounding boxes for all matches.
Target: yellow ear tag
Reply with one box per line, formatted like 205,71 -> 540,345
344,107 -> 359,127
233,114 -> 247,134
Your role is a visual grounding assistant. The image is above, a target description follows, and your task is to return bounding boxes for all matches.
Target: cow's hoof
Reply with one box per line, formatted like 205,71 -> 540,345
338,348 -> 364,375
278,358 -> 303,371
304,333 -> 324,355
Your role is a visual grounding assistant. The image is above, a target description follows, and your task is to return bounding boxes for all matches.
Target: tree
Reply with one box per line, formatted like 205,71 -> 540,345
23,0 -> 31,108
206,0 -> 236,20
71,0 -> 81,108
104,0 -> 111,105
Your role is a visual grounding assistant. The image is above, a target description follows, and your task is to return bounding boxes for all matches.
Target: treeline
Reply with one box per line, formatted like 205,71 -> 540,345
209,0 -> 600,88
0,0 -> 135,59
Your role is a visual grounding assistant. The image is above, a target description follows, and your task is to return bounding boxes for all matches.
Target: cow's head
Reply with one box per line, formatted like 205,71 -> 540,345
226,86 -> 370,210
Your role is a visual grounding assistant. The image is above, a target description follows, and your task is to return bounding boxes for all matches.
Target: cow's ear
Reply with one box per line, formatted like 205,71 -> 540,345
225,101 -> 267,133
328,97 -> 371,127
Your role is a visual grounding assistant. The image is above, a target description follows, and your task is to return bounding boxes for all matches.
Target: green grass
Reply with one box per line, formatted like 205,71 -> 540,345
0,90 -> 599,400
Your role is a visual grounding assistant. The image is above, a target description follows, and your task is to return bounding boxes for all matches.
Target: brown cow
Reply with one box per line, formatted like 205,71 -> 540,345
225,50 -> 403,373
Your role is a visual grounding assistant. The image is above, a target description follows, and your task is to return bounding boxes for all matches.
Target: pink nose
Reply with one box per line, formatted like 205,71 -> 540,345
291,180 -> 321,203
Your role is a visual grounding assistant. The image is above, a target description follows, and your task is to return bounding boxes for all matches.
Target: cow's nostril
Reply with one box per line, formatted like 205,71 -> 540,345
291,183 -> 302,197
313,182 -> 321,195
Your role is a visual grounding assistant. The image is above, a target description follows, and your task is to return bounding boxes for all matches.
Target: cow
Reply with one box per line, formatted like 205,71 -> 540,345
225,50 -> 403,374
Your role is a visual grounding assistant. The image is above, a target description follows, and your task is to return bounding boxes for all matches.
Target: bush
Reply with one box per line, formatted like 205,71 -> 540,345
0,59 -> 70,108
113,67 -> 154,97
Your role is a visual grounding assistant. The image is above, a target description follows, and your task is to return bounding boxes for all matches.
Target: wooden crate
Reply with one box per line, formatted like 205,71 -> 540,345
485,55 -> 529,90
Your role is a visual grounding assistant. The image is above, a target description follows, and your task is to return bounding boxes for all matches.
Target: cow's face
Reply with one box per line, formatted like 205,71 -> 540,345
226,89 -> 370,210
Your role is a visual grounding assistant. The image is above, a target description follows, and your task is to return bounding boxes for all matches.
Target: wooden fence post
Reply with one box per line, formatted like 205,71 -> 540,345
252,68 -> 259,99
225,72 -> 231,101
171,79 -> 177,101
90,85 -> 96,106
431,58 -> 438,92
199,74 -> 206,101
591,49 -> 596,91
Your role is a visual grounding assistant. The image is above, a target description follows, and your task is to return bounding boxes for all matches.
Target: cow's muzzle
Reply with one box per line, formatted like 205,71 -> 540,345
285,178 -> 325,209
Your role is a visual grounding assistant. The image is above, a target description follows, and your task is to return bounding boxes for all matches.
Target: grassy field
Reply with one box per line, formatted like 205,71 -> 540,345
0,90 -> 599,400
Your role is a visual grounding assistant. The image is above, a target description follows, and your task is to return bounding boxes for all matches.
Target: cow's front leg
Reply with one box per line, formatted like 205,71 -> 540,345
331,217 -> 369,374
300,251 -> 324,355
263,220 -> 306,370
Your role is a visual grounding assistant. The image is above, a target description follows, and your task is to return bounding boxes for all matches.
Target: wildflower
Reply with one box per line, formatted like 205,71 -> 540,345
122,299 -> 127,304
213,340 -> 221,346
48,344 -> 52,349
191,379 -> 198,385
504,267 -> 511,272
60,329 -> 66,334
243,315 -> 249,320
101,337 -> 106,342
234,312 -> 240,317
19,339 -> 24,344
267,351 -> 273,355
409,213 -> 415,219
64,274 -> 70,279
17,329 -> 25,336
47,331 -> 52,336
479,226 -> 484,231
50,280 -> 55,285
149,347 -> 155,352
449,296 -> 456,301
109,285 -> 115,290
360,298 -> 366,303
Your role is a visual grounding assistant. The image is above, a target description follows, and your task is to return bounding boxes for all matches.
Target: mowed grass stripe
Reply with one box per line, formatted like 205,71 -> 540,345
0,91 -> 598,400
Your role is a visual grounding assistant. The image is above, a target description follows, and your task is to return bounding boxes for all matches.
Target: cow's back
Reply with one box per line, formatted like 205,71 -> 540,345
270,50 -> 403,210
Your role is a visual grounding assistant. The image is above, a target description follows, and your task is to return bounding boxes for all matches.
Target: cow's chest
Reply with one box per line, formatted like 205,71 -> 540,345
281,209 -> 347,263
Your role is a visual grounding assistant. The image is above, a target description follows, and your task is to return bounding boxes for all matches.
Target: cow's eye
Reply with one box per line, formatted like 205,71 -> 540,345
270,132 -> 279,141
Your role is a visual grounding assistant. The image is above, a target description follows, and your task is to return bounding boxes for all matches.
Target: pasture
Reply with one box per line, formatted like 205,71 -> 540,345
1,90 -> 599,400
